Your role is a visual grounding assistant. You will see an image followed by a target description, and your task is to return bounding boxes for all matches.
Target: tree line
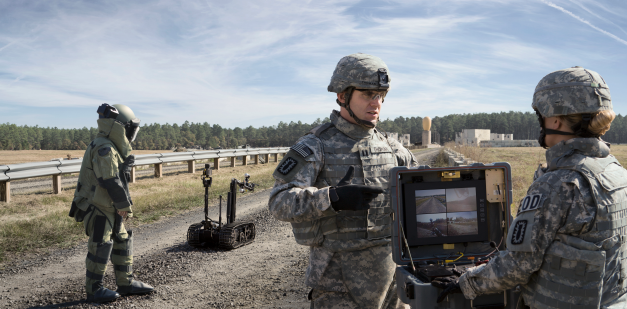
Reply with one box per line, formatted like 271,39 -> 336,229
1,111 -> 627,151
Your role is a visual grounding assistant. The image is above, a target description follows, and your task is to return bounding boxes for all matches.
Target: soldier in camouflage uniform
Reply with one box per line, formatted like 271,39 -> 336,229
432,67 -> 627,309
269,53 -> 417,309
69,103 -> 154,303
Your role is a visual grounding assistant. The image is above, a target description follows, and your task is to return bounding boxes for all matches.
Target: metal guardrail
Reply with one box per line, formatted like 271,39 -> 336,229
0,147 -> 289,202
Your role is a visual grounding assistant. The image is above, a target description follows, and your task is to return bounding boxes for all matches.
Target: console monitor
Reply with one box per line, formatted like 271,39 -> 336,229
403,180 -> 488,246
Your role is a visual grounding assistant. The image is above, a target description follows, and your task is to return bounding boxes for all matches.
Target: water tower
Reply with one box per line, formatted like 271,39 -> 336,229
422,117 -> 432,146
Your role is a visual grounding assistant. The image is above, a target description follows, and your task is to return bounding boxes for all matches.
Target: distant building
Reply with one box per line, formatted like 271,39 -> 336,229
490,133 -> 513,141
456,129 -> 537,147
455,129 -> 491,146
388,133 -> 411,146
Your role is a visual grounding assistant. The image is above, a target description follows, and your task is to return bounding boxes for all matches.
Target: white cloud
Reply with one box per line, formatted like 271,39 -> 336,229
541,0 -> 627,46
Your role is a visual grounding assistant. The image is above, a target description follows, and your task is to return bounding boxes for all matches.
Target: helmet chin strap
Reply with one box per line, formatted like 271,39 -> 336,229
336,87 -> 377,129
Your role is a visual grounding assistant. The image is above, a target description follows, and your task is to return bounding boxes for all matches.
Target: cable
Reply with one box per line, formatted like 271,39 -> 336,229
399,221 -> 417,275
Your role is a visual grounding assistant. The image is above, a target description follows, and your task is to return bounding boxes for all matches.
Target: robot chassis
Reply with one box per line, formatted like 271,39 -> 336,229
187,164 -> 256,250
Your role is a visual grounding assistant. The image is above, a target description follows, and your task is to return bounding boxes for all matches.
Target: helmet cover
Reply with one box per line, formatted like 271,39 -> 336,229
327,53 -> 390,93
532,66 -> 612,118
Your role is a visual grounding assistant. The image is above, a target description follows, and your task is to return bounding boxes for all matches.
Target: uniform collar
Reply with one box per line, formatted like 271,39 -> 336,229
546,138 -> 610,168
330,110 -> 374,140
96,118 -> 132,159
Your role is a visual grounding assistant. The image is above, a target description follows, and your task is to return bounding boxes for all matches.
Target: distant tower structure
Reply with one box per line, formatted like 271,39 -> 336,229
422,117 -> 432,146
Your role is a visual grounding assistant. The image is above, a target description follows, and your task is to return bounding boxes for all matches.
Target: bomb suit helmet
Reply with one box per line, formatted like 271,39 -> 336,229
96,103 -> 141,142
328,53 -> 390,128
532,66 -> 613,148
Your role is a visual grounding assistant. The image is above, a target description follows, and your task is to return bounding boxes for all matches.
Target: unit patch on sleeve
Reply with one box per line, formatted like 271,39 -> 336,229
517,194 -> 544,214
290,143 -> 313,158
98,147 -> 111,156
277,157 -> 298,175
506,211 -> 536,252
510,220 -> 528,245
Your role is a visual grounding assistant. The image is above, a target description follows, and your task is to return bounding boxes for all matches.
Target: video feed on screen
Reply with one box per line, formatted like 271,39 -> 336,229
415,187 -> 478,238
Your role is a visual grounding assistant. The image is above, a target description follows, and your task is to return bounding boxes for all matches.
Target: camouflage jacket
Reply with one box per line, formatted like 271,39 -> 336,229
269,110 -> 417,247
460,138 -> 627,307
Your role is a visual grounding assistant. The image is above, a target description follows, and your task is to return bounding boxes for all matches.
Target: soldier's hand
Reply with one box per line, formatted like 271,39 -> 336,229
118,210 -> 128,218
431,276 -> 462,303
329,166 -> 384,211
123,155 -> 135,167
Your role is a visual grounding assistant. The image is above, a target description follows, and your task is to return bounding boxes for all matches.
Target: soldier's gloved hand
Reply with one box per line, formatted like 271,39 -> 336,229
431,275 -> 462,303
329,166 -> 384,211
121,155 -> 135,182
122,155 -> 135,170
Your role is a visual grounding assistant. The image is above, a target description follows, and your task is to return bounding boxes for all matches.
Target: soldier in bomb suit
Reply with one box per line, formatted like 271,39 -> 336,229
69,103 -> 154,303
432,67 -> 627,308
269,53 -> 417,309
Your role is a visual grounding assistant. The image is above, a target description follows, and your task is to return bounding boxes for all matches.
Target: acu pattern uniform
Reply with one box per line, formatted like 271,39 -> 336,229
458,67 -> 627,308
269,110 -> 417,308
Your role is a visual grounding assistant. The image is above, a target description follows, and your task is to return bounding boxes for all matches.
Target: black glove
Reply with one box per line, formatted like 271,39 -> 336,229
329,166 -> 384,211
431,275 -> 462,303
121,155 -> 135,182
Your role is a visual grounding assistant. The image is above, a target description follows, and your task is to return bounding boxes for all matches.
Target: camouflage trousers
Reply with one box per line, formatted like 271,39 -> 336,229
308,244 -> 399,309
309,280 -> 400,309
82,206 -> 133,295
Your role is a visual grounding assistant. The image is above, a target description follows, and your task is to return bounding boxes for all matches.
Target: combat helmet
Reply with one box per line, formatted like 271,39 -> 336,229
532,66 -> 612,147
97,103 -> 141,142
328,53 -> 390,128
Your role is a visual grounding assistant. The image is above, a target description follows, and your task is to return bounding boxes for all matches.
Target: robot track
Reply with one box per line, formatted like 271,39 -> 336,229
219,221 -> 256,249
187,222 -> 205,248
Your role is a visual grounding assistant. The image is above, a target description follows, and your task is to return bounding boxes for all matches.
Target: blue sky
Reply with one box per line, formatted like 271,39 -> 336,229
1,0 -> 626,129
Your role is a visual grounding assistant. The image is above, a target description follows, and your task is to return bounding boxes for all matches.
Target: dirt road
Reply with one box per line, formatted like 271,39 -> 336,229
415,197 -> 446,214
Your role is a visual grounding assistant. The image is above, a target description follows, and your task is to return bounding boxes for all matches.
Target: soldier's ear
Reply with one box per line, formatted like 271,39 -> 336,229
337,92 -> 346,104
545,116 -> 560,130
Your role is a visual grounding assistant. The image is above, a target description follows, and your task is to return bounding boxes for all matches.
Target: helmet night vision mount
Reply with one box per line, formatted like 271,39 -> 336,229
97,103 -> 141,143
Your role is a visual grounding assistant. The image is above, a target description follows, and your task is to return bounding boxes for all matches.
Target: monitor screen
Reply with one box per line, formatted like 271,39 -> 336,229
403,180 -> 488,246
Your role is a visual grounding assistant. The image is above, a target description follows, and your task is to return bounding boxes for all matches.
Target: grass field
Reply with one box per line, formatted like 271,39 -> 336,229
449,143 -> 627,215
0,161 -> 279,264
0,149 -> 169,166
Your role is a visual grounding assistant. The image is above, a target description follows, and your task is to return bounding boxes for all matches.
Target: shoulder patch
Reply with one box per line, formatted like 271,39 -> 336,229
98,147 -> 111,156
510,220 -> 528,245
506,211 -> 536,252
291,143 -> 313,158
517,194 -> 544,214
277,157 -> 298,175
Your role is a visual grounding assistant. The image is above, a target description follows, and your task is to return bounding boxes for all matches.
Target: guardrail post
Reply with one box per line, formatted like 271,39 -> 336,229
53,175 -> 62,194
243,156 -> 248,166
214,158 -> 220,171
154,163 -> 163,178
264,154 -> 269,164
254,155 -> 259,165
230,157 -> 236,167
188,160 -> 195,173
274,153 -> 279,162
130,166 -> 136,183
0,181 -> 9,203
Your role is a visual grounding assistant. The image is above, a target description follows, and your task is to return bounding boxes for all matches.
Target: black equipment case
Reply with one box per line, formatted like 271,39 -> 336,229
389,162 -> 519,308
